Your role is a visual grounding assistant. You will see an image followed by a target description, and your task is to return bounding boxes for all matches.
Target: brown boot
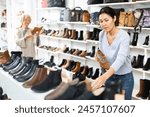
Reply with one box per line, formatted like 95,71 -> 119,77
0,50 -> 10,64
72,62 -> 81,73
22,66 -> 47,88
79,50 -> 87,57
96,49 -> 110,70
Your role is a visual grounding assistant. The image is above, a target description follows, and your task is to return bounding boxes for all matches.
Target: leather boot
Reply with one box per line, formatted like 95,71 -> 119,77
83,30 -> 90,40
143,58 -> 150,71
15,60 -> 39,82
59,59 -> 67,67
43,55 -> 56,67
2,51 -> 22,68
131,56 -> 136,67
96,48 -> 110,70
143,35 -> 149,47
92,68 -> 100,79
94,29 -> 101,41
136,79 -> 145,97
66,60 -> 75,71
22,66 -> 47,88
63,28 -> 69,38
72,62 -> 81,73
12,57 -> 33,77
90,46 -> 96,57
79,50 -> 87,57
31,70 -> 62,93
74,31 -> 78,40
87,67 -> 93,78
9,57 -> 27,75
141,79 -> 150,99
81,65 -> 89,76
133,55 -> 144,68
62,59 -> 71,69
78,30 -> 83,41
131,32 -> 139,46
0,50 -> 10,65
70,29 -> 76,39
91,28 -> 97,40
0,87 -> 3,97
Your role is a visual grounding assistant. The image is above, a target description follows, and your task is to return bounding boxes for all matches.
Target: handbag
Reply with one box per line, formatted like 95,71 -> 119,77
80,10 -> 90,22
70,7 -> 82,22
48,0 -> 65,7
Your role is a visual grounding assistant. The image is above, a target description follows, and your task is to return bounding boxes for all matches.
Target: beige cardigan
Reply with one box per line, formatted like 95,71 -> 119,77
16,27 -> 36,58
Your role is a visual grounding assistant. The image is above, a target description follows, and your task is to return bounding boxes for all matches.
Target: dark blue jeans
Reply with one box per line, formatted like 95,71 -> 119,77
105,72 -> 134,100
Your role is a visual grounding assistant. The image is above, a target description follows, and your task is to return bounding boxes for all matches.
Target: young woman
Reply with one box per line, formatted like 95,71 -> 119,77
91,7 -> 134,100
16,14 -> 36,58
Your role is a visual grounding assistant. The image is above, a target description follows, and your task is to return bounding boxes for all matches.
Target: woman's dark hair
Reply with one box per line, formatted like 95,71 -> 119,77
98,6 -> 116,19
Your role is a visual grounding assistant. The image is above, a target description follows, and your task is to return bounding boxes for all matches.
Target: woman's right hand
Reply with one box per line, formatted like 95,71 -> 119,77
25,35 -> 33,40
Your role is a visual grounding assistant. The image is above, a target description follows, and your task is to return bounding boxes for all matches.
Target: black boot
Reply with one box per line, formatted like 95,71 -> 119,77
91,68 -> 100,80
44,55 -> 56,67
0,87 -> 3,97
131,56 -> 136,67
143,35 -> 149,47
31,70 -> 62,93
143,58 -> 150,71
133,55 -> 144,68
87,67 -> 93,78
131,32 -> 139,46
94,29 -> 101,41
78,30 -> 83,41
15,60 -> 39,82
141,79 -> 150,99
9,57 -> 27,75
90,46 -> 96,57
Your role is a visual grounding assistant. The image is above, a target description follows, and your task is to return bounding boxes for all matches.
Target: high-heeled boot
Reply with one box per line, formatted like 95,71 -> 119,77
131,32 -> 139,46
78,30 -> 83,41
143,35 -> 149,47
136,79 -> 145,97
133,55 -> 144,68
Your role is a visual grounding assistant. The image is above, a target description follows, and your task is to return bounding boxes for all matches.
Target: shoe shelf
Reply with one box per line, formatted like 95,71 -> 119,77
59,52 -> 87,61
36,7 -> 65,11
36,47 -> 59,55
133,68 -> 150,75
57,21 -> 90,25
130,45 -> 150,50
0,68 -> 52,100
86,40 -> 99,45
87,1 -> 150,7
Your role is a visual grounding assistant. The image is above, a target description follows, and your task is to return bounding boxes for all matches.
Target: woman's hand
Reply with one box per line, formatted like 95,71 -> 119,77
91,75 -> 107,91
25,35 -> 33,40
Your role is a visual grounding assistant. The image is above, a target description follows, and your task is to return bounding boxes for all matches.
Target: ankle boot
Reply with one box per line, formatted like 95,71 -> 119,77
70,29 -> 76,39
143,58 -> 150,71
2,51 -> 22,68
22,66 -> 47,88
81,65 -> 89,76
91,28 -> 97,40
87,67 -> 93,78
94,29 -> 101,41
31,70 -> 62,93
92,68 -> 100,79
0,87 -> 3,97
12,57 -> 33,77
143,35 -> 149,47
72,62 -> 81,73
0,50 -> 10,65
59,59 -> 67,67
90,46 -> 96,57
141,79 -> 150,99
79,50 -> 87,57
78,30 -> 83,41
131,32 -> 139,46
44,55 -> 56,67
15,60 -> 39,82
131,56 -> 136,67
74,31 -> 78,40
133,55 -> 144,68
136,79 -> 145,97
66,60 -> 75,71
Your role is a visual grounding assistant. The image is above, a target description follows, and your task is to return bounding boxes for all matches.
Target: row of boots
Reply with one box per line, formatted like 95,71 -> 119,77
131,32 -> 149,47
42,28 -> 101,41
132,55 -> 150,71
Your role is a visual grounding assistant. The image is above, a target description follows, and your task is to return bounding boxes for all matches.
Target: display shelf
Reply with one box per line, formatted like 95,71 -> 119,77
36,47 -> 59,55
87,1 -> 150,7
0,68 -> 52,100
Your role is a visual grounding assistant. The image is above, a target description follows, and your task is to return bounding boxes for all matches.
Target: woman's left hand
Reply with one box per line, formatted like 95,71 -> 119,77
91,76 -> 106,91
